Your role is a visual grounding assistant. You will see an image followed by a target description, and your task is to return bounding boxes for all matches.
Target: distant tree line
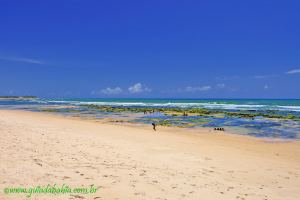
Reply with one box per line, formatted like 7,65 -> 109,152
0,96 -> 37,99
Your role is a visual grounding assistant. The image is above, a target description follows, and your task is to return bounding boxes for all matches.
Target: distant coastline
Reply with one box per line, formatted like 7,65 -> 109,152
0,96 -> 37,100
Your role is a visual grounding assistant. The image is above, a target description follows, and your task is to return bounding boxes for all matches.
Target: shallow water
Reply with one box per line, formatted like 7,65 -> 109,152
1,98 -> 300,139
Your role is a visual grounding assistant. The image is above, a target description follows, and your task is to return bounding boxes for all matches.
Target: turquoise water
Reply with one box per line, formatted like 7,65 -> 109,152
42,98 -> 300,109
28,98 -> 300,114
1,98 -> 300,139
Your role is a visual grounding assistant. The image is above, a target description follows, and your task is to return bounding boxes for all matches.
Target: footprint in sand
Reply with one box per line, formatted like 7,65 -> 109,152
33,158 -> 43,166
70,194 -> 85,199
134,192 -> 146,196
227,186 -> 234,191
62,176 -> 70,180
139,170 -> 147,176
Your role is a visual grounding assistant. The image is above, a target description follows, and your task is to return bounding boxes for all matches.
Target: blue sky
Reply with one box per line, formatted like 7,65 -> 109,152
0,0 -> 299,98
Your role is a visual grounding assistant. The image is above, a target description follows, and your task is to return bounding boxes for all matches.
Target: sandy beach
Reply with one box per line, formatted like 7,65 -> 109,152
1,110 -> 300,200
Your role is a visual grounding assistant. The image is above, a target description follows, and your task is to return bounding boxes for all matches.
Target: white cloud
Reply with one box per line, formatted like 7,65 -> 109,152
286,69 -> 300,74
101,87 -> 123,95
128,83 -> 151,93
182,85 -> 211,93
264,85 -> 269,90
216,83 -> 225,89
0,56 -> 44,64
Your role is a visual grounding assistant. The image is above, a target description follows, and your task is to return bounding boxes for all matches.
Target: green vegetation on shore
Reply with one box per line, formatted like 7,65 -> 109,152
0,96 -> 37,99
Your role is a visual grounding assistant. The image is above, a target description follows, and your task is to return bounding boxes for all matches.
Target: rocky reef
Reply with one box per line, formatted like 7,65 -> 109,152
81,104 -> 300,121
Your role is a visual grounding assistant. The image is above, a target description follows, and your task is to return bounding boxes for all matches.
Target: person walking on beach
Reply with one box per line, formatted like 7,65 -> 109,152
152,122 -> 156,131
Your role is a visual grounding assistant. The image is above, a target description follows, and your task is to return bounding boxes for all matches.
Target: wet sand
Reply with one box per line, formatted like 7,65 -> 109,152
0,109 -> 300,200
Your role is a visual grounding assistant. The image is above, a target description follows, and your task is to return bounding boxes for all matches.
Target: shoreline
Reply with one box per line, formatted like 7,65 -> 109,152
1,109 -> 300,199
2,98 -> 300,139
9,107 -> 300,142
3,109 -> 300,159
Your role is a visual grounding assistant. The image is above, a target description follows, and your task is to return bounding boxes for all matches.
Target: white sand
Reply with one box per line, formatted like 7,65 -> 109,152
0,110 -> 300,200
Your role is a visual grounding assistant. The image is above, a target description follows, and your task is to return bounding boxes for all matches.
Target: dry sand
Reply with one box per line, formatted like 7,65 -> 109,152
0,109 -> 300,200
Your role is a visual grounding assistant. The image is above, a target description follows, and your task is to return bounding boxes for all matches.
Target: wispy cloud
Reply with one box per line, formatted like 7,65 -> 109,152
101,87 -> 123,95
216,83 -> 225,89
128,83 -> 151,94
180,85 -> 212,93
264,84 -> 269,90
286,69 -> 300,75
0,56 -> 45,64
253,74 -> 278,79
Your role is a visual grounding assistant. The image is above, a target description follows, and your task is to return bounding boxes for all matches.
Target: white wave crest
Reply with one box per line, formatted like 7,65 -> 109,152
45,100 -> 300,112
